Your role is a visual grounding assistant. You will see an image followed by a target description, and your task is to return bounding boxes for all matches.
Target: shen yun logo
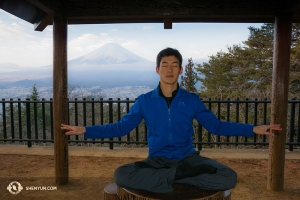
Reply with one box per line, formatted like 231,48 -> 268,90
7,181 -> 23,194
7,181 -> 57,194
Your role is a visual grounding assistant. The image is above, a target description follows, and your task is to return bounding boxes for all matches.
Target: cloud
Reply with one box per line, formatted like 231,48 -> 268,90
100,32 -> 108,37
68,33 -> 115,59
142,26 -> 153,30
122,40 -> 139,49
0,19 -> 37,43
26,37 -> 52,49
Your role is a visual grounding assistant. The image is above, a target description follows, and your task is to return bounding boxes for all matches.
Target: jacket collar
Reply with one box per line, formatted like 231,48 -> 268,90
151,83 -> 184,99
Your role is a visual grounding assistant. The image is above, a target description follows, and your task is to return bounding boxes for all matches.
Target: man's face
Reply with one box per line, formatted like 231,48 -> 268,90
156,55 -> 183,85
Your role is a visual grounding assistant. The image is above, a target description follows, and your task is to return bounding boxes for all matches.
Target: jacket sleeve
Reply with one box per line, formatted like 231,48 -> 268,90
84,98 -> 144,139
194,97 -> 254,137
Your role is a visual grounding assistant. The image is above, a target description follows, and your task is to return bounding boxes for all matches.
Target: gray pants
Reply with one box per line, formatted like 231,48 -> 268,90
114,151 -> 237,193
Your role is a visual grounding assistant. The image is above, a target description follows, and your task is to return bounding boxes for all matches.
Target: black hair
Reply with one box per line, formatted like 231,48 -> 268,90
156,47 -> 182,68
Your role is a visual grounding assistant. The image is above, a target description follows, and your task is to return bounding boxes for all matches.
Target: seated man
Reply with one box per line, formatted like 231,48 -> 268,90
61,47 -> 281,193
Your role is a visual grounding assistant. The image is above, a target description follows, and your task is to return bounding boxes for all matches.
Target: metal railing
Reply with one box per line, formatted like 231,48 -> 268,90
1,98 -> 299,151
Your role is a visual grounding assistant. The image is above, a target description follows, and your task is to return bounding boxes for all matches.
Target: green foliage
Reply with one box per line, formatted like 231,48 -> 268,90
180,58 -> 198,92
196,23 -> 300,100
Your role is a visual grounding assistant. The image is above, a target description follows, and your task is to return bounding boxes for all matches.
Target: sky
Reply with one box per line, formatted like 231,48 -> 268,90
0,9 -> 264,70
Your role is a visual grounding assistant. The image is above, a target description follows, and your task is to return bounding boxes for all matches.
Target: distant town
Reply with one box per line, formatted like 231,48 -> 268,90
0,85 -> 154,100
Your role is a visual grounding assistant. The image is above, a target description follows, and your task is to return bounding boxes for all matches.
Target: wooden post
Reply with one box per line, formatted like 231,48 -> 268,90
267,15 -> 292,191
53,16 -> 69,185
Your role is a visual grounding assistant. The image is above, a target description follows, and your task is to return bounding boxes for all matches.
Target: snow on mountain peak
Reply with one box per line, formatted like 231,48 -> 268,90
71,43 -> 152,65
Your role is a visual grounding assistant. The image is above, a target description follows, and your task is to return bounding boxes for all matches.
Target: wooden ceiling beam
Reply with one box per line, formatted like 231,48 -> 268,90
0,0 -> 46,24
66,15 -> 276,25
34,14 -> 53,31
164,18 -> 172,29
26,0 -> 63,17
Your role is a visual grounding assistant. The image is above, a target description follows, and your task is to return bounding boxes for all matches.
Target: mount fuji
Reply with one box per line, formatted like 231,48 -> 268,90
69,43 -> 153,67
67,43 -> 158,87
0,43 -> 159,88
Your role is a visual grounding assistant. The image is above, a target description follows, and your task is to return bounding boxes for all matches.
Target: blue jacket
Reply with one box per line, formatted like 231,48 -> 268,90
85,86 -> 254,160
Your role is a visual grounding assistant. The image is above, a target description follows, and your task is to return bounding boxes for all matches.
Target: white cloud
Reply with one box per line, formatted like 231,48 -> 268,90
0,19 -> 36,42
68,33 -> 115,59
100,32 -> 108,37
142,26 -> 153,30
26,37 -> 52,49
122,40 -> 139,49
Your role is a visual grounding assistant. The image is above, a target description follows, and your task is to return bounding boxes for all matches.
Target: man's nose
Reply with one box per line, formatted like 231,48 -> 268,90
167,66 -> 173,72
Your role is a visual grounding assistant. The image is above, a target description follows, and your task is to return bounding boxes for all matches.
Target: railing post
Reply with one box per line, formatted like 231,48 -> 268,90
42,98 -> 46,142
217,98 -> 221,146
197,123 -> 202,151
244,98 -> 249,144
263,98 -> 267,143
18,98 -> 22,141
33,99 -> 38,141
91,98 -> 95,144
26,98 -> 32,147
117,98 -> 122,144
288,99 -> 296,151
226,98 -> 230,144
207,98 -> 212,145
126,98 -> 130,142
100,98 -> 104,144
75,98 -> 78,143
298,99 -> 300,146
2,99 -> 7,143
10,98 -> 15,142
235,98 -> 239,145
50,98 -> 54,142
253,98 -> 258,144
109,98 -> 113,150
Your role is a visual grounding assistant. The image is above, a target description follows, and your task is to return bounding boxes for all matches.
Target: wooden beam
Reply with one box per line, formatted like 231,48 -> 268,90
26,0 -> 63,17
293,11 -> 300,23
267,14 -> 292,191
164,18 -> 172,29
34,14 -> 52,31
53,16 -> 68,185
0,0 -> 46,24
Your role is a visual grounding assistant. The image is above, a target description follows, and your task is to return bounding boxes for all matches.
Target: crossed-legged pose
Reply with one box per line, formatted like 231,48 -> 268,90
61,47 -> 281,193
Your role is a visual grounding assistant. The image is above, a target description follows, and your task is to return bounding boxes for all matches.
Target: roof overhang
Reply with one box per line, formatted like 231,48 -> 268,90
0,0 -> 300,31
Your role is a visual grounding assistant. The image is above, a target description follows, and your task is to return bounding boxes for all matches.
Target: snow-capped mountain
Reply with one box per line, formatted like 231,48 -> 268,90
0,43 -> 159,88
69,43 -> 154,66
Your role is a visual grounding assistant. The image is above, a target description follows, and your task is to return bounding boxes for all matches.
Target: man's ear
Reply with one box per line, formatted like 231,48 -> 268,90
156,66 -> 159,74
179,66 -> 183,75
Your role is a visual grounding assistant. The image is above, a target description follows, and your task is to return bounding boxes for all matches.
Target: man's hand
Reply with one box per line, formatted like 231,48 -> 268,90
61,124 -> 86,135
253,124 -> 282,136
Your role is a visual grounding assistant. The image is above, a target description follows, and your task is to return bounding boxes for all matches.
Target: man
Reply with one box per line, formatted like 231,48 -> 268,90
61,47 -> 281,193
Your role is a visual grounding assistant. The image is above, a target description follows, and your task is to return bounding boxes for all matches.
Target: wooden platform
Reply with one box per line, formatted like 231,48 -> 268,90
104,183 -> 231,200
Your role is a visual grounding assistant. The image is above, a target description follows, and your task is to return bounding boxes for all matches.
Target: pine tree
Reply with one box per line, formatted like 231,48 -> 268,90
196,23 -> 300,100
180,58 -> 198,92
27,84 -> 40,100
